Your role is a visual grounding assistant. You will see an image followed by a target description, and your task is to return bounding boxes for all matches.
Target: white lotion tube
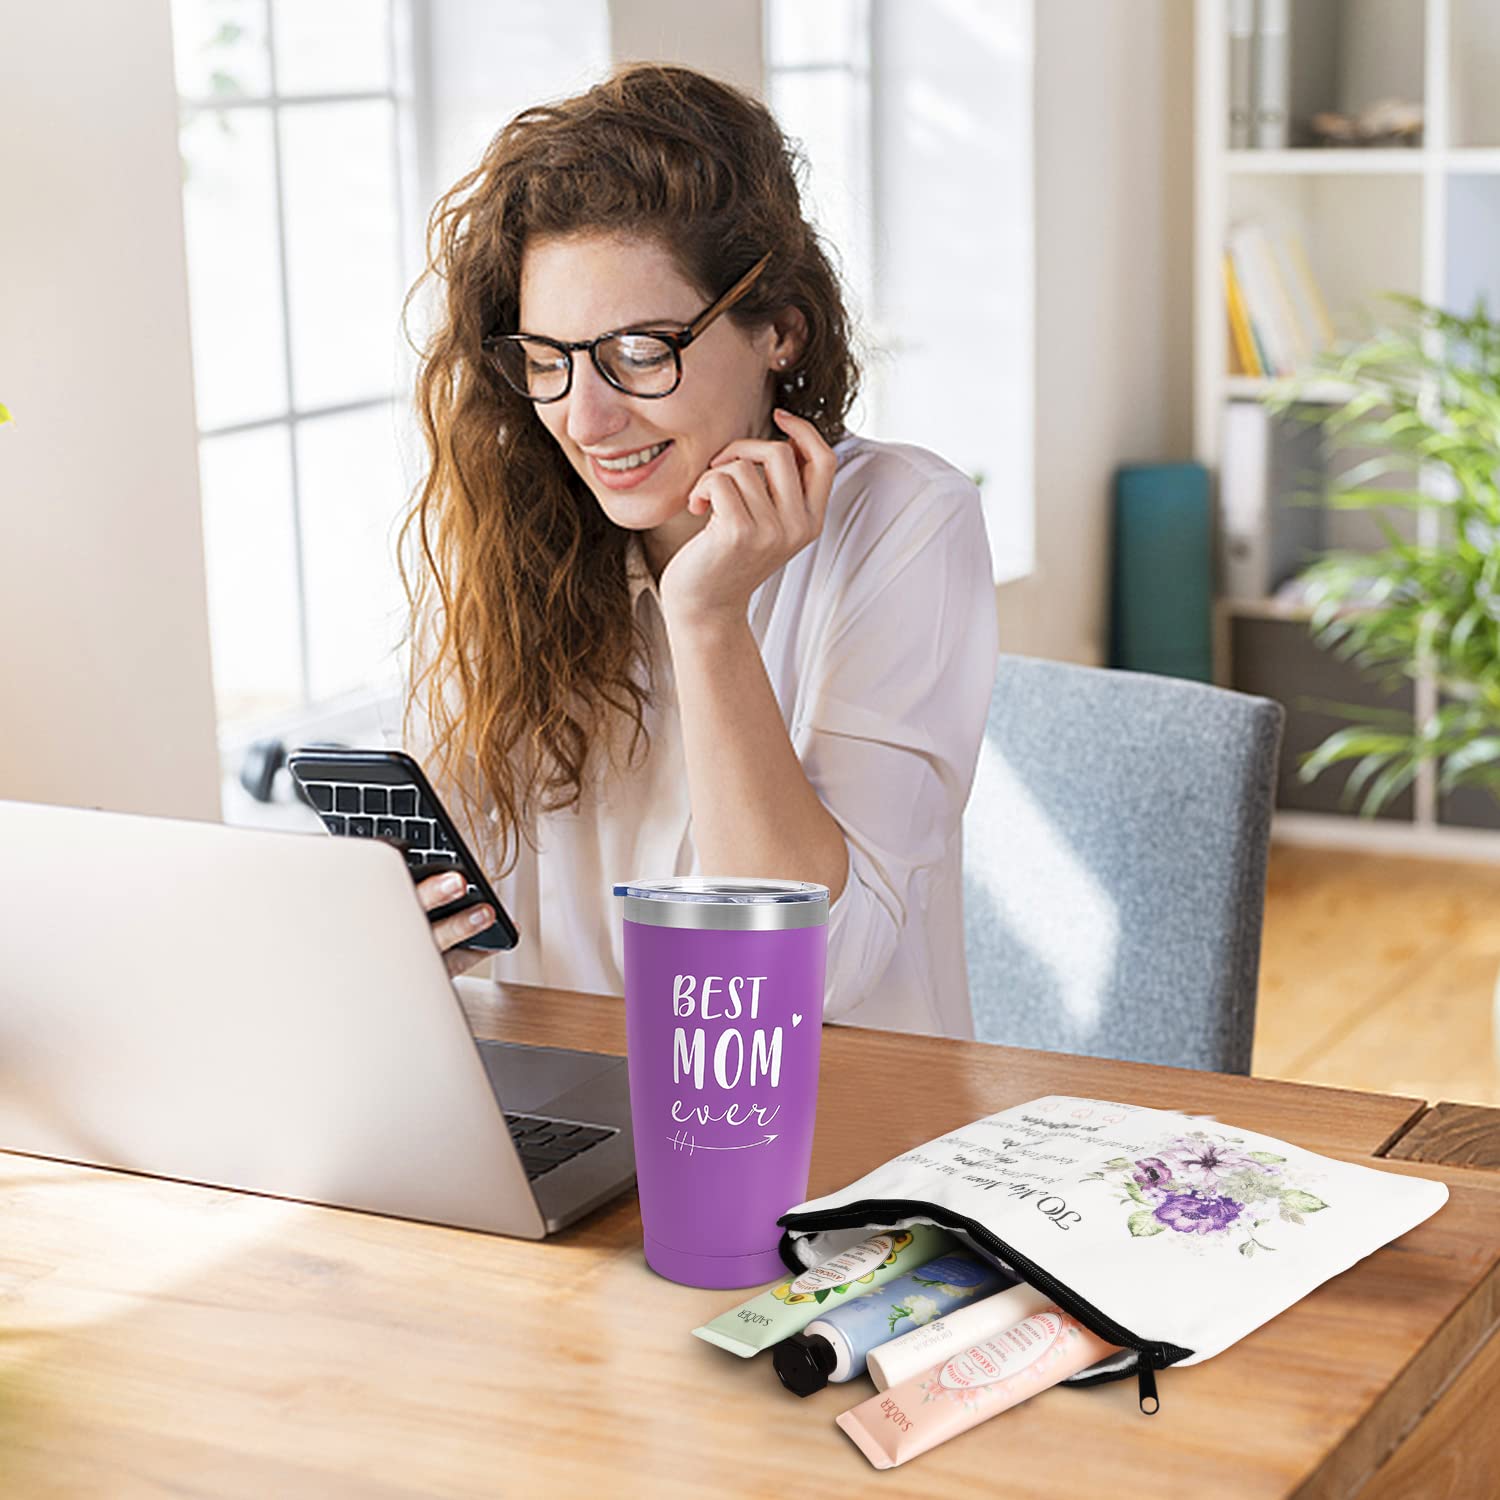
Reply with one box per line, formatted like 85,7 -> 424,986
867,1281 -> 1057,1391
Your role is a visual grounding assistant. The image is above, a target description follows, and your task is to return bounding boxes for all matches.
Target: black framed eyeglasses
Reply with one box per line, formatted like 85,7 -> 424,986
482,250 -> 772,403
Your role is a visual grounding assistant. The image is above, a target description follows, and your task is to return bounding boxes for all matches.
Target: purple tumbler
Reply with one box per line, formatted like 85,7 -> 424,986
611,877 -> 829,1289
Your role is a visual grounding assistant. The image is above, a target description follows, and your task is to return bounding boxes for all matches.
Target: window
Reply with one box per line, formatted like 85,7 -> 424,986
171,0 -> 420,742
765,0 -> 1035,581
764,1 -> 876,348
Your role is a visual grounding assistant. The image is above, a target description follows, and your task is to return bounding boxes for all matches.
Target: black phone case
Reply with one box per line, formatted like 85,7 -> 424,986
286,747 -> 520,952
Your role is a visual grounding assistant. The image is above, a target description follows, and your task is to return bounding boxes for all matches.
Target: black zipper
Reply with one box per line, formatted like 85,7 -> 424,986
780,1199 -> 1191,1414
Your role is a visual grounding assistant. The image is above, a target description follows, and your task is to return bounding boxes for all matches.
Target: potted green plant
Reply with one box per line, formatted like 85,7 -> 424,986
1265,295 -> 1500,817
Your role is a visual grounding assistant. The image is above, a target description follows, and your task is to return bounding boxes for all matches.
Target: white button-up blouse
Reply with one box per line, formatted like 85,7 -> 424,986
420,431 -> 999,1038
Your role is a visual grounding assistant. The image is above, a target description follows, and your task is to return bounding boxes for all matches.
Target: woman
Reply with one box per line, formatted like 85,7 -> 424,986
398,62 -> 998,1038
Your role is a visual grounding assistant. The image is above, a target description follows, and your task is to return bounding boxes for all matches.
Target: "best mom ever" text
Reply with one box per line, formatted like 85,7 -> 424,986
672,973 -> 782,1090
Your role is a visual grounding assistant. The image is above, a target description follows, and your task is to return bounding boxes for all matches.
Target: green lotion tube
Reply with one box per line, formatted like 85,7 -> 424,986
692,1225 -> 956,1358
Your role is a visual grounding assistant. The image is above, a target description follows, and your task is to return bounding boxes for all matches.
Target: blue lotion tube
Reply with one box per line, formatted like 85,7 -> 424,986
771,1249 -> 1015,1396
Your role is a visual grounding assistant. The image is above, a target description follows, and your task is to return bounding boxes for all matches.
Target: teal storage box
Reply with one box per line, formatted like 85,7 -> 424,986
1110,462 -> 1213,683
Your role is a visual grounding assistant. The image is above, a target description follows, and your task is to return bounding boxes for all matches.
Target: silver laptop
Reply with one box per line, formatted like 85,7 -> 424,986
0,797 -> 635,1238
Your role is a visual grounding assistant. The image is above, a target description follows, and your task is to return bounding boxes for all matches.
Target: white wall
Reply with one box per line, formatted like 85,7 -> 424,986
1000,0 -> 1195,664
609,0 -> 764,97
0,0 -> 221,819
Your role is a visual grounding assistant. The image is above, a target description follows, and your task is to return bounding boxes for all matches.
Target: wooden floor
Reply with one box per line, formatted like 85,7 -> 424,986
1255,842 -> 1500,1106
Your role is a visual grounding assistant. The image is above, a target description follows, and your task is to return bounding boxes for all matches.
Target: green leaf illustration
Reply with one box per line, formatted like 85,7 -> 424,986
813,1288 -> 829,1303
887,1304 -> 913,1331
1127,1210 -> 1164,1238
1103,1157 -> 1133,1169
1220,1168 -> 1281,1205
1280,1189 -> 1328,1214
1248,1151 -> 1287,1164
1125,1180 -> 1148,1206
1239,1239 -> 1256,1257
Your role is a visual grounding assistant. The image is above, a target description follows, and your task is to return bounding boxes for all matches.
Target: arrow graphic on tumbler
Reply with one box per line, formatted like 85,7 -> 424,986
667,1131 -> 778,1154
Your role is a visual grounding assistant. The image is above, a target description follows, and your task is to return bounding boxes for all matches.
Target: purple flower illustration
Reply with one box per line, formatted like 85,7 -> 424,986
1089,1129 -> 1327,1254
1153,1192 -> 1243,1235
1159,1140 -> 1257,1188
1131,1156 -> 1175,1196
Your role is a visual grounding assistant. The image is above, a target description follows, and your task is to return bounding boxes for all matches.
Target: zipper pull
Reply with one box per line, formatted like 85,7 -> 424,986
1137,1357 -> 1160,1414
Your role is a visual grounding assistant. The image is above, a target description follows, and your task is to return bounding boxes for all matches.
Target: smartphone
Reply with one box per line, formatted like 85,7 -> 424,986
286,747 -> 520,952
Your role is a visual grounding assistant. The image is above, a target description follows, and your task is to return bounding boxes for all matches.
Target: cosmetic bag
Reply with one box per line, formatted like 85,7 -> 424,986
777,1095 -> 1448,1410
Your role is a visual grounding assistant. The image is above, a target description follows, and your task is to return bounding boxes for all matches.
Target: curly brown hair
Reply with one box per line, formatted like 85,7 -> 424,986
396,62 -> 862,874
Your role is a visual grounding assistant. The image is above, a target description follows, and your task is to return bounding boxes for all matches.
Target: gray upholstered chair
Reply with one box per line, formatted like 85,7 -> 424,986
962,655 -> 1284,1074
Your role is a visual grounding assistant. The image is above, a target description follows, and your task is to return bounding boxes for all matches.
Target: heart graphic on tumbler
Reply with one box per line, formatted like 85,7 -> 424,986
792,1013 -> 803,1027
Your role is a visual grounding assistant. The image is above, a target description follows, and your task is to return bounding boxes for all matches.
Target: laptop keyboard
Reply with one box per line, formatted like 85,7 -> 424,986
506,1113 -> 618,1180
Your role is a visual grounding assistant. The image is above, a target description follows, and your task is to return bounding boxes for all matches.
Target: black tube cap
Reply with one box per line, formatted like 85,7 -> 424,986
772,1332 -> 838,1397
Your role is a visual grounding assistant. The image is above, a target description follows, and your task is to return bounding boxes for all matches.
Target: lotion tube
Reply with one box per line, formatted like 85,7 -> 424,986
691,1225 -> 954,1358
773,1249 -> 1014,1395
836,1309 -> 1121,1471
866,1280 -> 1058,1391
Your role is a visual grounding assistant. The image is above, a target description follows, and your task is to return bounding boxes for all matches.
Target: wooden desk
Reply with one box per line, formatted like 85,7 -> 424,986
1387,1102 -> 1500,1172
1,978 -> 1496,1499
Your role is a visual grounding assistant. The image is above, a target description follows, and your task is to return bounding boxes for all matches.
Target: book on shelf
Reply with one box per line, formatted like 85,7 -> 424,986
1228,0 -> 1255,149
1222,252 -> 1263,376
1252,0 -> 1290,149
1224,219 -> 1334,379
1218,399 -> 1326,602
1281,232 -> 1335,347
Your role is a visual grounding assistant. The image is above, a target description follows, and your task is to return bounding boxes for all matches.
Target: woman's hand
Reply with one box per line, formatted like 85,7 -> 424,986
416,870 -> 495,979
658,408 -> 837,630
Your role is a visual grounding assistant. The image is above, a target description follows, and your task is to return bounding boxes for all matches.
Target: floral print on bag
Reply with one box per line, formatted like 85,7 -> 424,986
1082,1131 -> 1329,1257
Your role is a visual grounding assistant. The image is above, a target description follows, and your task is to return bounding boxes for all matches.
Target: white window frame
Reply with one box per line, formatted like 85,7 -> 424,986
175,0 -> 426,784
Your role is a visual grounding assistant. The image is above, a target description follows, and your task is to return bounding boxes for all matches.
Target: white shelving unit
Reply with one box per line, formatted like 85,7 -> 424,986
1194,0 -> 1500,858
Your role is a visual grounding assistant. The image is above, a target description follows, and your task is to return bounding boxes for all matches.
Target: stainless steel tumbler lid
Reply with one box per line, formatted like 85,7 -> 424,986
611,877 -> 829,931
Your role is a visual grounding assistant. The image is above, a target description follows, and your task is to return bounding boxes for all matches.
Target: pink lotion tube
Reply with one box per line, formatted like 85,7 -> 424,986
835,1308 -> 1120,1470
